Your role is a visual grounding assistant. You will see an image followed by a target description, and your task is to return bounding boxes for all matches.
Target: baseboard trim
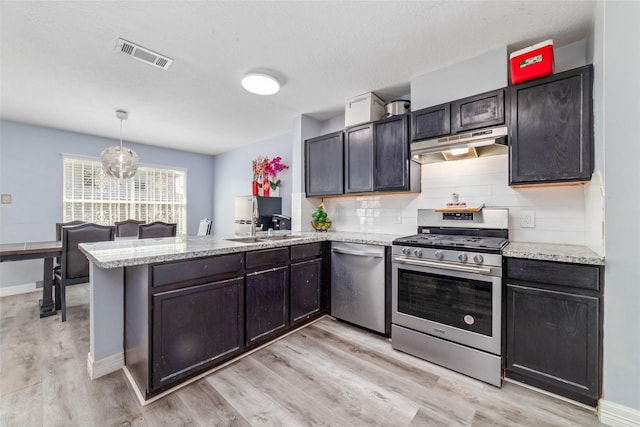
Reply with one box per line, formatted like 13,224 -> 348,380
0,282 -> 37,297
87,351 -> 124,379
599,400 -> 640,427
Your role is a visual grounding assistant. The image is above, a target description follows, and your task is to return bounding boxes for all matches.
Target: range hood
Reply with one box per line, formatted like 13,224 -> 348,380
411,126 -> 508,164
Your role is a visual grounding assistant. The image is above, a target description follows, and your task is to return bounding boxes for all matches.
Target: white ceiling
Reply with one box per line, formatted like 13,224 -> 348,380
0,1 -> 595,156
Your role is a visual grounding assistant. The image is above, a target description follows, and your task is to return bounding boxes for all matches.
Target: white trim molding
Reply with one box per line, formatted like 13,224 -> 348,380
87,351 -> 124,380
599,400 -> 640,427
0,282 -> 38,297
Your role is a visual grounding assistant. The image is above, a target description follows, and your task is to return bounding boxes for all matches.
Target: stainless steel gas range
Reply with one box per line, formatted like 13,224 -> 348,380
391,208 -> 508,386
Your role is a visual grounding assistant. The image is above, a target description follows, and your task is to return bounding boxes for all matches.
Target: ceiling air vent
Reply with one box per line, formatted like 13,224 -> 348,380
115,38 -> 173,71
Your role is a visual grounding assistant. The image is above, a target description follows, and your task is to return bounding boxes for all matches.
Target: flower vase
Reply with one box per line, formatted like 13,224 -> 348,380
270,186 -> 280,197
262,179 -> 270,197
252,180 -> 259,196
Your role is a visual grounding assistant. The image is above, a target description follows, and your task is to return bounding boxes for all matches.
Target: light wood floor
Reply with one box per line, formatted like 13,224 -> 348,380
0,284 -> 604,426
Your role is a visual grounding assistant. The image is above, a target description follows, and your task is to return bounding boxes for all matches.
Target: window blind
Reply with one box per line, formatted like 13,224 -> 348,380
62,155 -> 187,234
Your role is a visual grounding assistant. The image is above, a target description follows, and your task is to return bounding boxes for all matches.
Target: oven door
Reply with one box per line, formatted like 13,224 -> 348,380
392,255 -> 501,355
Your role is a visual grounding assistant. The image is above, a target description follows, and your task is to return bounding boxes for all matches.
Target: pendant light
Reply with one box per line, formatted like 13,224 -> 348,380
101,110 -> 140,179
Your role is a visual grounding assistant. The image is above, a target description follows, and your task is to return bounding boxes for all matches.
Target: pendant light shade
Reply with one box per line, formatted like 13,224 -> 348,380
101,110 -> 140,179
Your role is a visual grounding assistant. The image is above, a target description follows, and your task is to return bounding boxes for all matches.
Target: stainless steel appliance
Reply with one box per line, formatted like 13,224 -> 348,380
234,196 -> 282,235
391,208 -> 508,386
410,125 -> 508,163
331,242 -> 386,334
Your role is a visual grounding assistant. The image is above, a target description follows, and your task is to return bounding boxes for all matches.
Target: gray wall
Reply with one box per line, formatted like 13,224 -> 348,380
211,132 -> 293,234
601,0 -> 640,412
0,120 -> 215,288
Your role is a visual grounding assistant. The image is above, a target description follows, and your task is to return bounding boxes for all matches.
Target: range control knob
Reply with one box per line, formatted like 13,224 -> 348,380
402,247 -> 411,256
413,248 -> 423,257
434,250 -> 444,260
458,253 -> 468,263
473,254 -> 484,265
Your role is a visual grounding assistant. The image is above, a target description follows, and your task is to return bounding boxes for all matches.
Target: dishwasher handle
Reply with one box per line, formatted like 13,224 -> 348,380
331,247 -> 384,258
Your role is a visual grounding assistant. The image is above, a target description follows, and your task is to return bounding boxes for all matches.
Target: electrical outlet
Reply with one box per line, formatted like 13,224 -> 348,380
394,214 -> 402,224
1,194 -> 12,204
521,210 -> 535,228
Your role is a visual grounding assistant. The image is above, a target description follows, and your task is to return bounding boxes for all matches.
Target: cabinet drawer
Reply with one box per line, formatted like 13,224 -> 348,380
152,253 -> 243,289
290,243 -> 322,261
245,247 -> 289,271
506,258 -> 601,292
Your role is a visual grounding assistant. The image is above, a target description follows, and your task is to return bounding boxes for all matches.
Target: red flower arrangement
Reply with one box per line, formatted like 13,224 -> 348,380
252,155 -> 289,195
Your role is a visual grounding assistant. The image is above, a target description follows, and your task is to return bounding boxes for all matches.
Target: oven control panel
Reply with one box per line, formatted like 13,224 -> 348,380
442,212 -> 474,221
392,245 -> 502,268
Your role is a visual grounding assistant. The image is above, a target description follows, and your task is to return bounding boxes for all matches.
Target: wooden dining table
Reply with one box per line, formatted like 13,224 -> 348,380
0,240 -> 62,318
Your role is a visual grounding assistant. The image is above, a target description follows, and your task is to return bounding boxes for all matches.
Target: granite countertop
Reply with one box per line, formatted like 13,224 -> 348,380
503,241 -> 605,266
79,231 -> 402,269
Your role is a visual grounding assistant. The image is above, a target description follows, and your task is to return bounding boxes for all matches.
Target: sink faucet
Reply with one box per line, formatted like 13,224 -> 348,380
250,197 -> 259,236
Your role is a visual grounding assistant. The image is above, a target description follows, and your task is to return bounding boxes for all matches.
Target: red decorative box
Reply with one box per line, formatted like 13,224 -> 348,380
510,40 -> 554,85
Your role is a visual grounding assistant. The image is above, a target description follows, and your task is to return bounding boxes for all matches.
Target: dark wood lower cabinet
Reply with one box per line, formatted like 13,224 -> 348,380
290,258 -> 322,325
245,266 -> 289,346
504,257 -> 603,407
152,278 -> 244,389
125,245 -> 330,399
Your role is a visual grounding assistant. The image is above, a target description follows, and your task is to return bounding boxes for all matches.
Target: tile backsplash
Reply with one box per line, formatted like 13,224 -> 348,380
314,154 -> 596,245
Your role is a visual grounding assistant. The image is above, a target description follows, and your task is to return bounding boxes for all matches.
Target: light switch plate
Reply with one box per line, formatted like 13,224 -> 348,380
521,210 -> 535,228
1,194 -> 12,204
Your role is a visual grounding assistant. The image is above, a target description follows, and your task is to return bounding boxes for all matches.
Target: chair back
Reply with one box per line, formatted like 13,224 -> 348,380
55,220 -> 87,241
197,218 -> 212,236
138,221 -> 177,239
61,223 -> 115,283
115,219 -> 145,237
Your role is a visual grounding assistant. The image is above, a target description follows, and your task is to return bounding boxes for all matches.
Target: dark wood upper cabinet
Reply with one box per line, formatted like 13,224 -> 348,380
411,102 -> 450,141
344,123 -> 374,193
374,114 -> 419,192
509,65 -> 594,186
305,131 -> 344,197
451,89 -> 505,133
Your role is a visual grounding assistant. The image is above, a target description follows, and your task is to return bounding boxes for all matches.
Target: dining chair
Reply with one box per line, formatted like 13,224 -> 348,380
138,221 -> 177,239
197,218 -> 212,236
54,223 -> 115,322
55,220 -> 87,241
115,219 -> 145,237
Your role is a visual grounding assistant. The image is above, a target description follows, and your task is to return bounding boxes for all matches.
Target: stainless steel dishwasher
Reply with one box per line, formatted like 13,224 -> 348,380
331,242 -> 386,334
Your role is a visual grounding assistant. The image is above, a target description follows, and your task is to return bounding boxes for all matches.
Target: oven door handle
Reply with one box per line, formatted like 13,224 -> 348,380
393,256 -> 492,275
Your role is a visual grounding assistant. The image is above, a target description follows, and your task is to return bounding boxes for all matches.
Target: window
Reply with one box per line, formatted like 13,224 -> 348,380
63,155 -> 187,234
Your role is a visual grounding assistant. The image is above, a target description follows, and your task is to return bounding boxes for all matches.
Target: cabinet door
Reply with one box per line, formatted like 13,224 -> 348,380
246,266 -> 289,346
506,283 -> 600,405
290,258 -> 322,325
509,65 -> 593,185
374,115 -> 410,191
411,103 -> 450,141
344,123 -> 374,193
451,88 -> 505,133
305,131 -> 344,196
152,278 -> 243,389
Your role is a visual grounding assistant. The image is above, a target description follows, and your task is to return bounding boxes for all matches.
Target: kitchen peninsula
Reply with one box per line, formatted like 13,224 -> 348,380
79,231 -> 398,402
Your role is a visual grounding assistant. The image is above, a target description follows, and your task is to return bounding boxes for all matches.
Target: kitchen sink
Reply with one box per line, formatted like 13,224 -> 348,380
225,235 -> 304,243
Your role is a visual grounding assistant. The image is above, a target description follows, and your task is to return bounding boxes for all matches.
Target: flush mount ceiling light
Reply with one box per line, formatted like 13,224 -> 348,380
241,73 -> 280,95
101,110 -> 140,180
